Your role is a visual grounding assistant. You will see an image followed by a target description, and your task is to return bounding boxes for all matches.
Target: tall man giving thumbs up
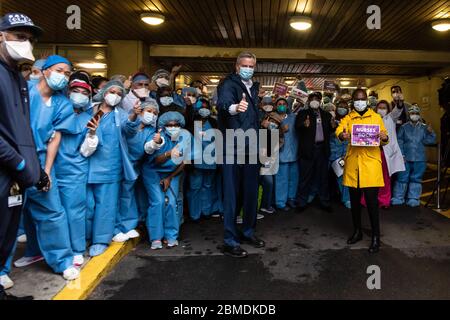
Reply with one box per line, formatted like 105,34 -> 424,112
217,52 -> 264,258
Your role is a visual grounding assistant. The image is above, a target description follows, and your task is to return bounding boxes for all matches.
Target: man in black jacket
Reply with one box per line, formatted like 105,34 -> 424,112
0,13 -> 45,300
296,92 -> 334,212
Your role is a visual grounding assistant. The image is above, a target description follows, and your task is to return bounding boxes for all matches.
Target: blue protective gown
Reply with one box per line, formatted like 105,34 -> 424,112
22,83 -> 79,273
187,120 -> 221,220
274,113 -> 299,209
54,106 -> 92,255
329,133 -> 350,208
116,118 -> 155,235
142,129 -> 191,242
85,107 -> 137,246
392,121 -> 436,206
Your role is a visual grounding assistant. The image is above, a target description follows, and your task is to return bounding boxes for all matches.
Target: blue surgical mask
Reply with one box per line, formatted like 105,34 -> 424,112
70,92 -> 90,109
239,67 -> 254,81
141,112 -> 157,127
166,126 -> 181,138
160,96 -> 174,107
29,74 -> 41,81
46,71 -> 68,91
198,108 -> 211,118
337,107 -> 348,116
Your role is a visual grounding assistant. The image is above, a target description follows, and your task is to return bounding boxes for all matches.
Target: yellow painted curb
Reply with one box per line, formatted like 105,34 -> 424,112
53,237 -> 140,300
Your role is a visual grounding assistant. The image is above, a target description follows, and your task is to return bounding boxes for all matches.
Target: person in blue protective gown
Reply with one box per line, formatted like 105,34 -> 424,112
54,79 -> 93,267
80,80 -> 137,257
142,111 -> 191,250
273,97 -> 299,212
187,97 -> 221,221
28,59 -> 45,85
17,55 -> 80,281
114,98 -> 161,243
392,104 -> 436,207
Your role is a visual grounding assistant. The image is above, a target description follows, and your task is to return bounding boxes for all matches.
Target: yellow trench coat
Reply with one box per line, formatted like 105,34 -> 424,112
335,109 -> 389,188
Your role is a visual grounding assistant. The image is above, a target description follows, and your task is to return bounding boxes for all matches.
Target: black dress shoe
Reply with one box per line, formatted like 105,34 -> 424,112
347,230 -> 363,245
0,292 -> 33,300
240,235 -> 265,248
221,245 -> 248,258
368,236 -> 380,254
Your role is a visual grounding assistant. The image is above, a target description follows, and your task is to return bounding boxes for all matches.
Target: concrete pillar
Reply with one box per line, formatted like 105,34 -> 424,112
107,40 -> 150,77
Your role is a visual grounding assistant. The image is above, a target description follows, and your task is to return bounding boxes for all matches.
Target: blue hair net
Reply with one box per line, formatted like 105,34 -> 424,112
158,111 -> 185,128
92,80 -> 125,102
42,55 -> 71,70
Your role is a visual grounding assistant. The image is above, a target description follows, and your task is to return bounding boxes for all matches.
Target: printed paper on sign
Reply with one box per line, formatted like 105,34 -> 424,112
273,83 -> 289,97
351,124 -> 380,147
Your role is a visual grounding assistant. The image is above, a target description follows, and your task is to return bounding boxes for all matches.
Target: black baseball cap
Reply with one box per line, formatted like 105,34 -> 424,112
0,13 -> 43,37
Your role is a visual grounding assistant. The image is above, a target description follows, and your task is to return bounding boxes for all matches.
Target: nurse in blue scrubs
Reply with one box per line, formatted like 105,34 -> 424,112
18,55 -> 80,281
114,99 -> 161,243
54,80 -> 93,267
80,80 -> 137,257
142,111 -> 191,250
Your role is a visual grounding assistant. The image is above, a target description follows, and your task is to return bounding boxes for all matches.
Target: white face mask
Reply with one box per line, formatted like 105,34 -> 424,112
410,114 -> 421,122
141,111 -> 157,126
105,93 -> 122,107
377,109 -> 388,117
354,100 -> 368,112
134,88 -> 149,98
262,105 -> 273,112
3,37 -> 35,62
156,78 -> 169,88
309,100 -> 320,109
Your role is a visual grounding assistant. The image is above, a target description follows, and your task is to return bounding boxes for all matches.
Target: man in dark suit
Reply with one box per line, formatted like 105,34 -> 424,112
217,52 -> 265,258
0,13 -> 45,300
296,92 -> 334,212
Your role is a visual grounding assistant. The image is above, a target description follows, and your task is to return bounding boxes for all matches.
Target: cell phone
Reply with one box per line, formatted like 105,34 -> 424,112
87,109 -> 105,127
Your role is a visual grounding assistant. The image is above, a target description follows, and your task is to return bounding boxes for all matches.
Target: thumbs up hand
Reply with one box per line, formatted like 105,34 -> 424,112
153,128 -> 163,144
304,115 -> 311,128
237,93 -> 248,113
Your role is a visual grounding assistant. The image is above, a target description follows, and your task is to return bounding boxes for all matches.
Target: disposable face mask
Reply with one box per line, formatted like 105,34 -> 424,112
198,108 -> 210,118
156,78 -> 169,88
134,88 -> 149,98
166,126 -> 181,139
29,74 -> 41,81
262,105 -> 273,112
337,107 -> 348,116
70,92 -> 90,109
105,93 -> 122,107
309,100 -> 320,109
410,114 -> 421,122
277,105 -> 287,113
239,67 -> 254,81
377,109 -> 388,117
160,96 -> 173,107
46,71 -> 69,91
141,112 -> 157,126
354,100 -> 368,112
368,96 -> 378,107
3,38 -> 35,62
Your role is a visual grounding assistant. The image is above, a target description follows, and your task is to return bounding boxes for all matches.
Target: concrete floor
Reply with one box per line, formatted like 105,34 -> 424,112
90,203 -> 450,300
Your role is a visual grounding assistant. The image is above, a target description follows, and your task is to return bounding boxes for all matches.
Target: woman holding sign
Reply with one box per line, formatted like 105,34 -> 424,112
336,89 -> 389,254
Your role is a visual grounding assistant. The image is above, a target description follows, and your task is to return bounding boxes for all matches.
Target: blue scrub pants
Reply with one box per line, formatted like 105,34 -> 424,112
222,162 -> 260,247
58,182 -> 87,255
135,177 -> 149,223
177,172 -> 185,225
23,171 -> 74,273
259,174 -> 274,210
0,241 -> 16,276
86,182 -> 120,245
275,161 -> 299,209
392,161 -> 427,207
116,180 -> 139,235
143,168 -> 181,242
187,168 -> 216,220
337,176 -> 351,208
211,170 -> 223,214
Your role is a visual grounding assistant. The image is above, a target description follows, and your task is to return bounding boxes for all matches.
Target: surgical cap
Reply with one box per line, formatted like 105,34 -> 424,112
409,104 -> 421,113
141,98 -> 159,112
42,55 -> 71,70
93,80 -> 125,102
132,72 -> 150,83
181,87 -> 198,97
158,111 -> 185,128
262,96 -> 273,105
32,59 -> 46,70
152,69 -> 170,82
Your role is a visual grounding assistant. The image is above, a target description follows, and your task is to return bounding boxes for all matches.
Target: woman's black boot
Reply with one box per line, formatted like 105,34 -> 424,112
368,236 -> 380,254
347,230 -> 363,245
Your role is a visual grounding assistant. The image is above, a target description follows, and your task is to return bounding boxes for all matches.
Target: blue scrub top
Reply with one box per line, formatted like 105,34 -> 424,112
54,107 -> 93,184
279,113 -> 299,163
122,118 -> 156,165
192,120 -> 217,170
398,121 -> 436,162
28,83 -> 79,166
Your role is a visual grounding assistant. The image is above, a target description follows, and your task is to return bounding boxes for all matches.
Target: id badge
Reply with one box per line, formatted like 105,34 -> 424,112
317,118 -> 322,124
8,194 -> 23,208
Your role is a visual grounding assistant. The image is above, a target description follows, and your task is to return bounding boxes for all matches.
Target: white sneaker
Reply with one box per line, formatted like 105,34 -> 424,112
0,275 -> 14,290
167,240 -> 179,248
14,255 -> 44,268
112,232 -> 129,243
73,255 -> 84,267
63,267 -> 80,281
151,240 -> 163,250
126,229 -> 140,239
236,216 -> 243,224
257,213 -> 265,220
17,234 -> 27,243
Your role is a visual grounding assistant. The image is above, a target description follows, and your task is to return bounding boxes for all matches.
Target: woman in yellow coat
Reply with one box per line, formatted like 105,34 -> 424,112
336,89 -> 389,254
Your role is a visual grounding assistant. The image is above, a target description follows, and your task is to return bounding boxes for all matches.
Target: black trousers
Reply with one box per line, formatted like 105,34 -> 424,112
349,187 -> 380,237
0,187 -> 22,294
297,144 -> 330,207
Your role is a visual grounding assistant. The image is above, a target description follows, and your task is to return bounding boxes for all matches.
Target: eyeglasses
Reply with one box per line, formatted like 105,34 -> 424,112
3,31 -> 36,44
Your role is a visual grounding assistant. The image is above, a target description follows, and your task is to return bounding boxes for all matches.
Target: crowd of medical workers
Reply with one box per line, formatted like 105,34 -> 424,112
0,49 -> 437,288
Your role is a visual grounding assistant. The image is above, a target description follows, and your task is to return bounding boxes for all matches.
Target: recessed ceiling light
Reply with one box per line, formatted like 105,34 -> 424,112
77,62 -> 107,69
285,79 -> 296,85
290,16 -> 312,31
209,78 -> 220,84
432,19 -> 450,32
340,80 -> 351,86
141,13 -> 165,26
